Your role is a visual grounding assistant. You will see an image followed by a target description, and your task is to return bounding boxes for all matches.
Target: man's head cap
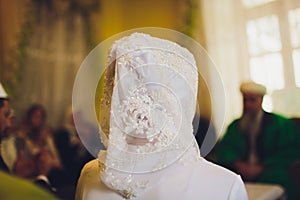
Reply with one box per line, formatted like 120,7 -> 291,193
240,81 -> 266,96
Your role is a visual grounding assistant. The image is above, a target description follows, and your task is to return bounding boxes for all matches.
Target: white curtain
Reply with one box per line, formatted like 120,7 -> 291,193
200,0 -> 247,135
14,1 -> 89,127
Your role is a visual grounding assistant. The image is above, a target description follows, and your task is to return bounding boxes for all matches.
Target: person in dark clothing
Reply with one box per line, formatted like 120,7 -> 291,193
192,114 -> 217,159
50,110 -> 93,200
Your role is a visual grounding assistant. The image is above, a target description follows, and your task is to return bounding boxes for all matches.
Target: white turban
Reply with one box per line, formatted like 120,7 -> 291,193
0,83 -> 8,98
240,81 -> 266,96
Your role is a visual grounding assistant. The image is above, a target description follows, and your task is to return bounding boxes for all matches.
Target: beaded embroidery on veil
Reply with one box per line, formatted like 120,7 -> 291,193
97,33 -> 200,199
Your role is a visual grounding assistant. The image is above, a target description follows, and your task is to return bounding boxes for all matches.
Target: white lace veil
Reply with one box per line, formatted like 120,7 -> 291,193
97,33 -> 199,197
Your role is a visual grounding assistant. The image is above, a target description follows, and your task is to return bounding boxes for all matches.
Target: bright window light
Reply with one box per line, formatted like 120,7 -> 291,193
262,95 -> 273,112
246,15 -> 281,56
242,0 -> 276,8
293,50 -> 300,87
249,53 -> 285,92
288,8 -> 300,48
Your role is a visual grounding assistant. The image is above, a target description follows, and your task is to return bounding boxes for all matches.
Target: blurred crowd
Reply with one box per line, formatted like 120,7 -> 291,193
0,92 -> 93,199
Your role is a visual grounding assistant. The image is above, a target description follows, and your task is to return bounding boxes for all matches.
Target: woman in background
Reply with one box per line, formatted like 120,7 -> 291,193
13,104 -> 61,180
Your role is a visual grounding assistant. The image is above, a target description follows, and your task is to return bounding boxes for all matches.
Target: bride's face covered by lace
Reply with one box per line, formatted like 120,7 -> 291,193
98,33 -> 198,174
72,29 -> 226,199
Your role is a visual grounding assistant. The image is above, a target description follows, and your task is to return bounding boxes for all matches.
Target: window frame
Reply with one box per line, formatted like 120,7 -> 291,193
239,0 -> 300,90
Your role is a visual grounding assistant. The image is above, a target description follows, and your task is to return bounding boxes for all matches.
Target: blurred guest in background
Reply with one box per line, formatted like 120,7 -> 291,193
0,82 -> 57,199
13,104 -> 61,192
216,81 -> 300,200
51,107 -> 93,200
193,114 -> 217,159
0,83 -> 12,172
54,108 -> 93,174
1,108 -> 18,172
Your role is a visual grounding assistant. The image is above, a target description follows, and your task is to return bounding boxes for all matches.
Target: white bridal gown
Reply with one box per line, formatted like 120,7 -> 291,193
75,32 -> 248,200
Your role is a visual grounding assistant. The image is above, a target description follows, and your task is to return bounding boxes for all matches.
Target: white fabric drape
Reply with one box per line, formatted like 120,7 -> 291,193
75,32 -> 248,200
76,152 -> 248,200
200,0 -> 247,133
15,1 -> 88,127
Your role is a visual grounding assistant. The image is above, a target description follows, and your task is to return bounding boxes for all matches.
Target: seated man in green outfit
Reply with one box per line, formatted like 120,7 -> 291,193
216,81 -> 300,200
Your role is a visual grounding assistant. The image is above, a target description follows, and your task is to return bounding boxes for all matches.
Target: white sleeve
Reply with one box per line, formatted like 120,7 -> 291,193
228,175 -> 248,200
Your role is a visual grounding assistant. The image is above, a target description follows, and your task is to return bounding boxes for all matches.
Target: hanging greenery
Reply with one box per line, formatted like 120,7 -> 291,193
182,0 -> 199,38
3,0 -> 100,97
1,2 -> 35,98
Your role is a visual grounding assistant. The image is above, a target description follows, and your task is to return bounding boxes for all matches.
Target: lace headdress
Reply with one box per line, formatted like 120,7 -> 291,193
98,32 -> 199,198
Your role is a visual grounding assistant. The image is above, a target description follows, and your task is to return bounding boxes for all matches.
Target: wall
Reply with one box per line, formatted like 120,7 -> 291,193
0,0 -> 29,90
0,0 -> 212,127
90,0 -> 180,42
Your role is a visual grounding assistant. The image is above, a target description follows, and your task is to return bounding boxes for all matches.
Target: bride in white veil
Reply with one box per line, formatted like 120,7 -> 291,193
75,32 -> 248,200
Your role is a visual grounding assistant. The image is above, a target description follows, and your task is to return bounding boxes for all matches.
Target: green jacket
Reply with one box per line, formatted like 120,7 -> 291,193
217,112 -> 300,169
216,112 -> 300,199
0,171 -> 57,200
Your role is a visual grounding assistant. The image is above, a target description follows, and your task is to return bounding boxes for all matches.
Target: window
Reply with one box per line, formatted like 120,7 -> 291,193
249,54 -> 285,91
241,0 -> 300,111
293,50 -> 300,86
289,8 -> 300,86
246,15 -> 285,91
242,0 -> 276,8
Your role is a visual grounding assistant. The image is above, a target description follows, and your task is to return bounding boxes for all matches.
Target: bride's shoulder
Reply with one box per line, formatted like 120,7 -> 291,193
80,159 -> 104,178
195,159 -> 241,181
